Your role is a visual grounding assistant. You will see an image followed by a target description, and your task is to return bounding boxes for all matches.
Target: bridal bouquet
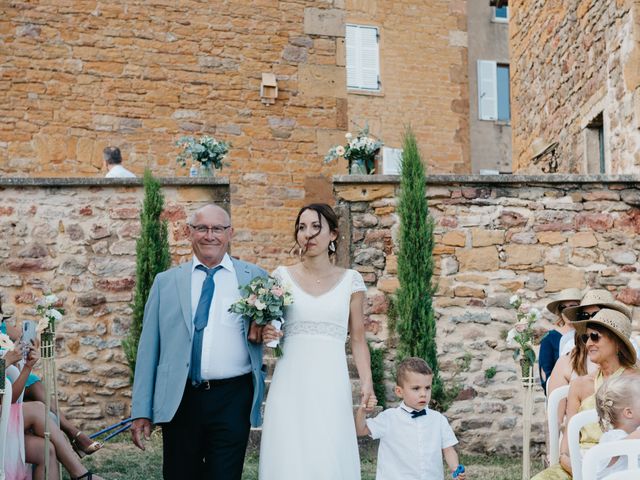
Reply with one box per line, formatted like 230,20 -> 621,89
229,276 -> 293,354
506,295 -> 542,377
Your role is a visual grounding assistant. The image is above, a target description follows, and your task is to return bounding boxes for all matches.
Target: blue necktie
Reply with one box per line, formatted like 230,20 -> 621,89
190,264 -> 223,384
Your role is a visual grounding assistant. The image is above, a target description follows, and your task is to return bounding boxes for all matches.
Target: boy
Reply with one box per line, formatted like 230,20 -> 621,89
356,357 -> 466,480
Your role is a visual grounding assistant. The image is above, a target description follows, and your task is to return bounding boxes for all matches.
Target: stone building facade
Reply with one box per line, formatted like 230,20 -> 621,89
509,0 -> 640,174
335,174 -> 640,453
1,0 -> 474,269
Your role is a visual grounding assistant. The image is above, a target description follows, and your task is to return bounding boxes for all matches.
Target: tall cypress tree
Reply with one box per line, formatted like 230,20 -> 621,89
122,169 -> 171,382
395,128 -> 443,406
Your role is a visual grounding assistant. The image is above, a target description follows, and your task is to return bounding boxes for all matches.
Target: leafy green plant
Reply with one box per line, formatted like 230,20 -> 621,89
122,170 -> 171,383
176,135 -> 230,170
324,125 -> 383,174
507,295 -> 542,377
394,127 -> 444,408
368,342 -> 387,409
485,366 -> 497,380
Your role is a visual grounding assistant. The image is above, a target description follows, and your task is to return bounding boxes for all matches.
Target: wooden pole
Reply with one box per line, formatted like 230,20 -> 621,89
522,364 -> 534,480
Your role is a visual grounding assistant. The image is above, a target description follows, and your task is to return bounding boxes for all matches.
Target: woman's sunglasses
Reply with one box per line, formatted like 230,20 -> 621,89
580,332 -> 603,343
576,310 -> 599,321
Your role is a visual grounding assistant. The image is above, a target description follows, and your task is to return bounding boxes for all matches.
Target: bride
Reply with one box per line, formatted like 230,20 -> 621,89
260,203 -> 376,479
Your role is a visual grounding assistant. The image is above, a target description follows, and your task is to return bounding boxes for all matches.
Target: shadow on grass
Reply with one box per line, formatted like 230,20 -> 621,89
69,432 -> 543,480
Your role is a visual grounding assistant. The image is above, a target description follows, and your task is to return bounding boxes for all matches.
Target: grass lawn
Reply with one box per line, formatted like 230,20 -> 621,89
71,432 -> 545,480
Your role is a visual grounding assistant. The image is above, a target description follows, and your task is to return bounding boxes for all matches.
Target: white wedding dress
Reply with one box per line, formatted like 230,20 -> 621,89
259,266 -> 366,480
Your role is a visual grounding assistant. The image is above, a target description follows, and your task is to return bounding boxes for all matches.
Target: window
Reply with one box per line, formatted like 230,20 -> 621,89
585,113 -> 605,173
346,24 -> 380,91
477,60 -> 510,122
492,6 -> 509,22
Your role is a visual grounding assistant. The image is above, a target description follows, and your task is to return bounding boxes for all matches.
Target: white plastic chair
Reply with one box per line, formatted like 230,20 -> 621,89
568,408 -> 599,480
600,471 -> 640,480
582,439 -> 640,480
547,384 -> 570,464
0,376 -> 13,480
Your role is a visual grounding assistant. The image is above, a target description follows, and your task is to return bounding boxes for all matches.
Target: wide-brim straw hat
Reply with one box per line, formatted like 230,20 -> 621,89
546,288 -> 583,316
563,289 -> 632,323
573,308 -> 636,365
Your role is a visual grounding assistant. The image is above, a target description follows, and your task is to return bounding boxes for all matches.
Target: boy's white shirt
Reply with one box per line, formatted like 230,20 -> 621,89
366,401 -> 458,480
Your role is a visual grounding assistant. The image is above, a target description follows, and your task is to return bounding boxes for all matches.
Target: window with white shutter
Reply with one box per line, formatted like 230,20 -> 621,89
346,24 -> 380,91
477,60 -> 498,120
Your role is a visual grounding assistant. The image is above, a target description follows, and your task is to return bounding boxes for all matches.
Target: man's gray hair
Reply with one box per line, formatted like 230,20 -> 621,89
188,204 -> 231,225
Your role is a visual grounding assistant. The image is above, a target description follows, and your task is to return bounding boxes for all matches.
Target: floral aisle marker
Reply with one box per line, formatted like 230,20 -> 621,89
324,125 -> 383,174
229,276 -> 293,357
507,295 -> 542,480
176,135 -> 230,177
36,293 -> 64,480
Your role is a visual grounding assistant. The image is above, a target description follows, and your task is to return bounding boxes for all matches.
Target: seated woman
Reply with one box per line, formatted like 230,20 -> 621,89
540,288 -> 581,395
532,308 -> 638,479
546,290 -> 631,426
2,341 -> 104,480
1,298 -> 101,456
594,373 -> 640,479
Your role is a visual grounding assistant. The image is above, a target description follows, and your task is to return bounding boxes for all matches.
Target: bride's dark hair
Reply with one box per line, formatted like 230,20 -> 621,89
291,203 -> 339,257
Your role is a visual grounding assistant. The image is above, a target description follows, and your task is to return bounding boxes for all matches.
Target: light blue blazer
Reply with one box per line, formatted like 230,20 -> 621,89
130,257 -> 268,427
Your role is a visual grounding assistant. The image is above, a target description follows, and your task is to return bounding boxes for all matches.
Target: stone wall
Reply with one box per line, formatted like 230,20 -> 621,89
0,178 -> 228,429
509,0 -> 640,173
344,0 -> 470,173
335,174 -> 640,454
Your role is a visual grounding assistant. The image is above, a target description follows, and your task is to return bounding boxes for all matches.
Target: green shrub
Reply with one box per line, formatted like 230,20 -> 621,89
394,128 -> 444,408
122,170 -> 171,383
368,342 -> 387,409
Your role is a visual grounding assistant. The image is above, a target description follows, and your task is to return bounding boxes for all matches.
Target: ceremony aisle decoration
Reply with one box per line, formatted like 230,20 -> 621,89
229,276 -> 293,356
507,295 -> 542,480
175,135 -> 230,177
36,293 -> 64,480
324,125 -> 383,174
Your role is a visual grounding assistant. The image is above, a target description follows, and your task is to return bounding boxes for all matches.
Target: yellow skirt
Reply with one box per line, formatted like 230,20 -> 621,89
531,463 -> 572,480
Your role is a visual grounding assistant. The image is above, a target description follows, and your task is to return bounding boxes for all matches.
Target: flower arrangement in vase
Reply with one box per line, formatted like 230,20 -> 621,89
506,295 -> 542,378
324,125 -> 383,174
176,135 -> 230,177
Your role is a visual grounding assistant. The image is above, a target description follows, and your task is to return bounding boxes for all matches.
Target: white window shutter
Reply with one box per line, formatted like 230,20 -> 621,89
477,60 -> 497,120
346,25 -> 380,90
346,25 -> 360,89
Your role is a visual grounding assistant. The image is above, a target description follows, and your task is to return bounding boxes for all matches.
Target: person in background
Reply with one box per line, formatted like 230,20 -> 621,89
540,288 -> 582,395
103,146 -> 136,178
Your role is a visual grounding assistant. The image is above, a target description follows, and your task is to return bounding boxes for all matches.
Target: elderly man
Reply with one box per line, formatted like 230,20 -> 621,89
103,146 -> 136,178
130,204 -> 267,479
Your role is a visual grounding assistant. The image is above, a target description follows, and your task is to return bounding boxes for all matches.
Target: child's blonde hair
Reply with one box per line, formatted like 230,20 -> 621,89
595,373 -> 640,431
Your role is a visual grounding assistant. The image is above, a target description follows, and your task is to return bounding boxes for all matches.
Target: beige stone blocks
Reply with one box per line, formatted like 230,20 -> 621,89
456,246 -> 499,271
544,264 -> 587,292
303,8 -> 345,37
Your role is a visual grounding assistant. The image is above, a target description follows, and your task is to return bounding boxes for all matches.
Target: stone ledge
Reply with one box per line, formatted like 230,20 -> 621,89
0,177 -> 229,187
334,174 -> 640,185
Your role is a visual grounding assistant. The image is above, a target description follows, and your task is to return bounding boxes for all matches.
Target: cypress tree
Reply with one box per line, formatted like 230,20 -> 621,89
395,128 -> 443,407
122,169 -> 171,382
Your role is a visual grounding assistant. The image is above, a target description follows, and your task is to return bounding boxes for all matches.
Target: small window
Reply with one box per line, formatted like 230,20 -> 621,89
477,60 -> 510,122
346,24 -> 380,91
585,113 -> 605,173
493,6 -> 509,22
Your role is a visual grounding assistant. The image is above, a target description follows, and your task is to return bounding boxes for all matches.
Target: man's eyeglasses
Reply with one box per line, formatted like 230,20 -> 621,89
189,224 -> 231,235
580,332 -> 602,344
576,310 -> 599,321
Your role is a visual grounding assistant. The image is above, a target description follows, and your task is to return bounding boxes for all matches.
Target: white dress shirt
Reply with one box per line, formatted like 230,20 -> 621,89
366,402 -> 458,480
105,165 -> 136,178
191,254 -> 251,380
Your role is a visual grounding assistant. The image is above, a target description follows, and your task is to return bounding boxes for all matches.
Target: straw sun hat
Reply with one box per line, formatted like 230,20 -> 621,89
546,288 -> 583,316
573,308 -> 636,365
562,289 -> 632,323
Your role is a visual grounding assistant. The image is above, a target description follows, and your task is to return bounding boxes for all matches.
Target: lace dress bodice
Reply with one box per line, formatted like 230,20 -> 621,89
273,266 -> 366,343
